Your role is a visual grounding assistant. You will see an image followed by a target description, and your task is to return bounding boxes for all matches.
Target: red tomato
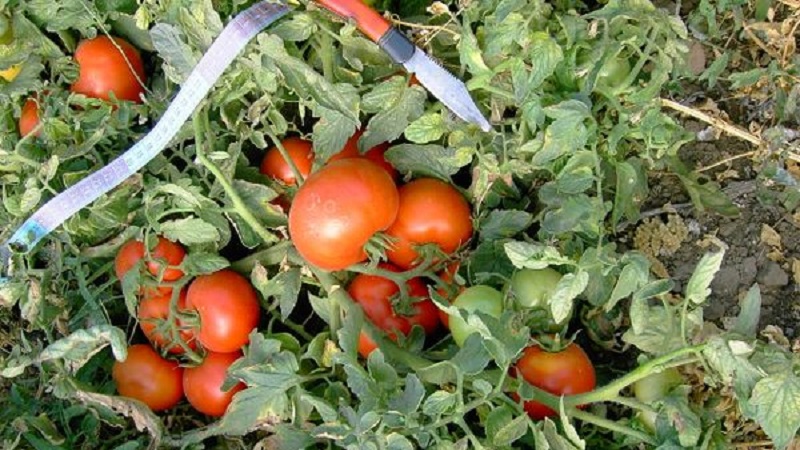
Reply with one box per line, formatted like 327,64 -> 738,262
146,236 -> 185,282
183,351 -> 244,417
358,331 -> 380,357
386,179 -> 473,269
71,36 -> 146,103
115,239 -> 145,280
185,269 -> 261,353
19,96 -> 41,138
138,290 -> 196,354
329,130 -> 398,180
289,158 -> 399,271
514,343 -> 596,420
112,344 -> 183,411
260,136 -> 314,186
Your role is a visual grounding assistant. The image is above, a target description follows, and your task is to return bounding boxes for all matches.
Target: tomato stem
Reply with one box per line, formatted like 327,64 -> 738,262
193,109 -> 279,245
230,241 -> 292,273
266,131 -> 306,186
569,408 -> 656,445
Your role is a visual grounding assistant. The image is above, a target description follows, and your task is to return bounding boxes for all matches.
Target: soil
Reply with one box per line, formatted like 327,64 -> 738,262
618,129 -> 800,337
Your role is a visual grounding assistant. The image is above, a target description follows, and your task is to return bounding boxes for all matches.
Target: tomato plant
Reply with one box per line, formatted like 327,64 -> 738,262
185,269 -> 261,353
138,289 -> 196,354
385,178 -> 473,269
514,343 -> 596,420
71,35 -> 146,103
260,136 -> 314,185
509,268 -> 563,309
289,158 -> 399,271
348,263 -> 440,357
183,351 -> 244,417
146,236 -> 185,282
112,344 -> 184,411
448,285 -> 503,347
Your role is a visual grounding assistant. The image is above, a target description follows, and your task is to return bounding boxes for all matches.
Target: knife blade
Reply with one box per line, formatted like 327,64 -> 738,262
315,0 -> 491,132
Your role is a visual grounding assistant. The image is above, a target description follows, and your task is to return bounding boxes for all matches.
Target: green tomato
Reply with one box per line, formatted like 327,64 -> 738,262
595,56 -> 631,91
633,367 -> 682,404
637,410 -> 659,433
449,285 -> 504,347
509,268 -> 563,309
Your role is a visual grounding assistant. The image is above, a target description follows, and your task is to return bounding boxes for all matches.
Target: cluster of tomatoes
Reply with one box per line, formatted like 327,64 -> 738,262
261,132 -> 598,420
11,33 -> 147,137
112,237 -> 261,417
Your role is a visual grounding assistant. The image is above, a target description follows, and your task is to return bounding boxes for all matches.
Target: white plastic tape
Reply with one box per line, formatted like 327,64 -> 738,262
0,1 -> 290,275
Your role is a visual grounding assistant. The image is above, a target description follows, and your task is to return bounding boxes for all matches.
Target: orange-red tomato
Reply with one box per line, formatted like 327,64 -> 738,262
513,343 -> 596,420
289,158 -> 399,271
112,344 -> 183,411
329,130 -> 398,180
71,36 -> 146,103
115,239 -> 146,280
185,269 -> 261,353
260,136 -> 314,186
146,237 -> 185,282
19,96 -> 41,138
348,263 -> 440,357
435,261 -> 462,328
386,179 -> 473,269
138,290 -> 196,354
183,351 -> 245,417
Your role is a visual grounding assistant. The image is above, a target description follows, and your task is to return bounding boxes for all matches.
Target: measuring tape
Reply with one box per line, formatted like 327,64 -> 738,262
0,1 -> 290,278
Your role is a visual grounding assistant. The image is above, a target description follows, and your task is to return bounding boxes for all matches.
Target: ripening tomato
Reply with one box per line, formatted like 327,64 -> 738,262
348,263 -> 440,357
71,35 -> 146,103
260,136 -> 314,185
185,269 -> 261,353
138,290 -> 196,354
509,268 -> 563,309
19,96 -> 41,138
448,285 -> 503,347
329,130 -> 398,180
183,351 -> 244,417
146,236 -> 185,282
514,343 -> 596,420
115,239 -> 146,280
112,344 -> 183,411
386,179 -> 473,269
289,158 -> 399,271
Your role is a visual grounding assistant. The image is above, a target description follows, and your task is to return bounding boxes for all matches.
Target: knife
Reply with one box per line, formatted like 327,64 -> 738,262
315,0 -> 492,132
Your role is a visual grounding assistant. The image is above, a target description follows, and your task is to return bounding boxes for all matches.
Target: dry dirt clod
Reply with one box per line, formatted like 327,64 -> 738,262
757,261 -> 790,288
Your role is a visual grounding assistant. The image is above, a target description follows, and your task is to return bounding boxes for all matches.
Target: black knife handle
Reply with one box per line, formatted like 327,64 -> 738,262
378,28 -> 415,64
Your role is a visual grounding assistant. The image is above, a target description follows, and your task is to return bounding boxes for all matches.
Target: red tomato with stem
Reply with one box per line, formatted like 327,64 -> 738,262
183,351 -> 244,417
514,342 -> 596,420
329,130 -> 398,180
112,344 -> 183,411
260,136 -> 314,186
115,239 -> 146,280
146,236 -> 185,282
185,269 -> 261,353
138,289 -> 196,354
289,158 -> 399,271
71,35 -> 146,103
386,178 -> 473,269
19,96 -> 41,138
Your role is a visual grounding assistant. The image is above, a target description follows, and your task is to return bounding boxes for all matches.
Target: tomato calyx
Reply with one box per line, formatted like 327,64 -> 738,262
530,332 -> 577,354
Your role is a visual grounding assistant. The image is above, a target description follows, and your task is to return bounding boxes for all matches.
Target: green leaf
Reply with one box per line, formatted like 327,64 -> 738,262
732,284 -> 761,337
309,294 -> 331,325
729,68 -> 766,90
699,51 -> 729,88
39,325 -> 127,374
527,33 -> 564,92
421,391 -> 457,417
388,374 -> 425,415
312,84 -> 360,164
252,268 -> 302,320
271,13 -> 317,41
181,253 -> 229,275
488,406 -> 529,446
662,388 -> 702,447
159,217 -> 220,245
386,433 -> 415,450
549,271 -> 588,324
362,86 -> 427,151
150,23 -> 196,83
469,239 -> 517,285
385,144 -> 473,180
231,180 -> 282,224
702,336 -> 763,392
605,254 -> 650,312
612,159 -> 648,227
685,248 -> 725,305
504,241 -> 576,269
451,334 -> 492,375
479,210 -> 533,241
405,113 -> 446,144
